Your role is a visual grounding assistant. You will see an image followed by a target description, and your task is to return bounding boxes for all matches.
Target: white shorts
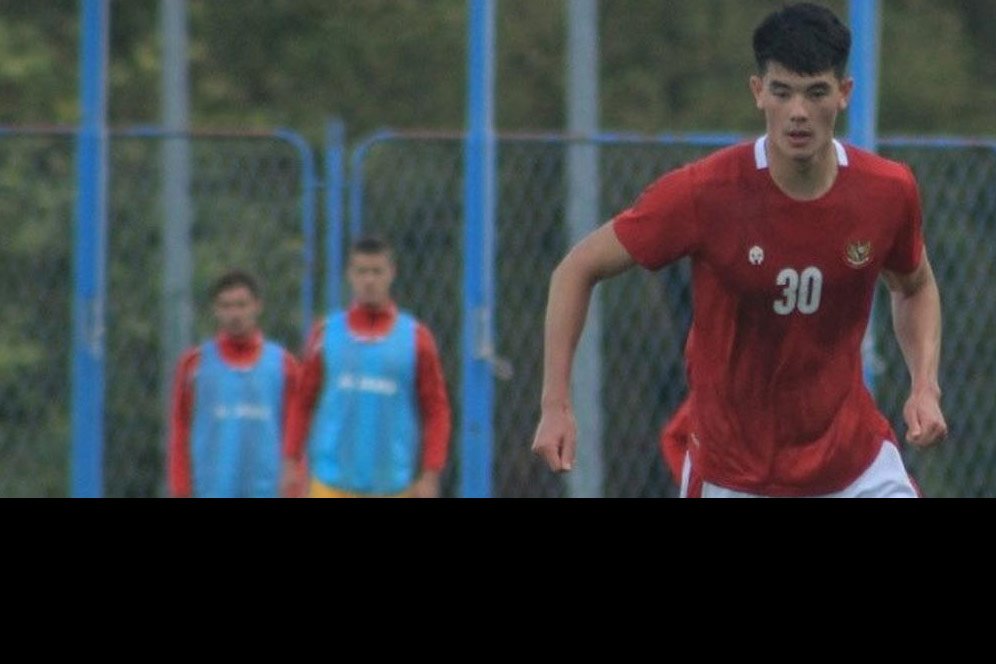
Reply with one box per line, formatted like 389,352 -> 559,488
680,441 -> 919,498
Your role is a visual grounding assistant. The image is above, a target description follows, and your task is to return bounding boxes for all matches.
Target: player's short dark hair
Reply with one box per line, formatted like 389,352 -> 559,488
349,235 -> 394,259
753,2 -> 851,78
211,269 -> 261,300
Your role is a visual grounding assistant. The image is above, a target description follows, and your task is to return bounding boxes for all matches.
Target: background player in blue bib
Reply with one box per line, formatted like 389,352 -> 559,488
283,236 -> 452,498
167,270 -> 300,498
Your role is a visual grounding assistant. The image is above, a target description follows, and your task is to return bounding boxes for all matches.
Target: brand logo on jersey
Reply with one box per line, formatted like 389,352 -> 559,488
336,372 -> 399,396
748,245 -> 764,266
212,404 -> 272,421
845,241 -> 872,268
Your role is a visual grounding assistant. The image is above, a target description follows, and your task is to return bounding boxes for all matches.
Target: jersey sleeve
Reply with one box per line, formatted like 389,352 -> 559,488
883,165 -> 926,274
167,348 -> 200,498
415,323 -> 452,473
612,164 -> 702,270
280,349 -> 301,439
282,320 -> 325,462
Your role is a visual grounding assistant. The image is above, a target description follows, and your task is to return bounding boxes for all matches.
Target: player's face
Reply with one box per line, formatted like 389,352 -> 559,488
347,251 -> 395,308
750,62 -> 853,166
213,285 -> 262,339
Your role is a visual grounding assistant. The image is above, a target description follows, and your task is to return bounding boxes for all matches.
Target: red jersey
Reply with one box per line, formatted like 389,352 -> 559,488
614,137 -> 924,496
659,399 -> 693,486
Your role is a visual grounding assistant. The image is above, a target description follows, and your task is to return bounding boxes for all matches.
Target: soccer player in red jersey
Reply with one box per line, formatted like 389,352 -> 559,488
532,3 -> 947,497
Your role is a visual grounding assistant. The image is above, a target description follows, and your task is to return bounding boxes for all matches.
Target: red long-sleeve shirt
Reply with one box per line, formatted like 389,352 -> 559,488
167,331 -> 300,498
283,302 -> 452,474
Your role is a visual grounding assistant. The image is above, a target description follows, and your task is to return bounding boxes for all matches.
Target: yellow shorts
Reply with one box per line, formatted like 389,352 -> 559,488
308,477 -> 412,498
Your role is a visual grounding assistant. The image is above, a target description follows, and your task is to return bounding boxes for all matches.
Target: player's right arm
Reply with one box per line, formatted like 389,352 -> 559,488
531,222 -> 636,472
167,348 -> 200,498
280,319 -> 326,497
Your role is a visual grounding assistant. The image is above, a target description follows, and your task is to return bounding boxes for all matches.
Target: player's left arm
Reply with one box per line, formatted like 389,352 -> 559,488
881,248 -> 948,448
411,323 -> 452,498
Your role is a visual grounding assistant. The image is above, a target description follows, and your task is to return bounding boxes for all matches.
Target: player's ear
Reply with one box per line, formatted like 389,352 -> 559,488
749,75 -> 764,109
837,76 -> 854,110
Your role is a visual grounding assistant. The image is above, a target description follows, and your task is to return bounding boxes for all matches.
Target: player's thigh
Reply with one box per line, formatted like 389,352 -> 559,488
830,441 -> 918,498
681,441 -> 918,498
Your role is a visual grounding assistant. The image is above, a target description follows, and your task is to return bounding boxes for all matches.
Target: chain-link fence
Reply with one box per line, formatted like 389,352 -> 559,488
0,128 -> 316,497
350,131 -> 996,498
877,139 -> 996,497
4,127 -> 990,497
0,133 -> 74,497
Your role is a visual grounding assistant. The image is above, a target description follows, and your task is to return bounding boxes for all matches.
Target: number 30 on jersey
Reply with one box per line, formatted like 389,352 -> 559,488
774,267 -> 823,315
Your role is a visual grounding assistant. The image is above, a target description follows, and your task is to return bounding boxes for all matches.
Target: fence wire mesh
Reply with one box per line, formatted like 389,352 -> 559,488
878,141 -> 996,497
0,135 -> 74,497
353,133 -> 996,497
0,130 -> 314,497
3,128 -> 991,497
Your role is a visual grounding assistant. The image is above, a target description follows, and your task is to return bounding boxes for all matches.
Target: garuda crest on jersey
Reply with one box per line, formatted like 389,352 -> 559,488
845,241 -> 872,268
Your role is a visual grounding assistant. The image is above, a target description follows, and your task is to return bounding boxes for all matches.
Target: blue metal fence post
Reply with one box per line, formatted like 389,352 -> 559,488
71,0 -> 110,497
325,118 -> 347,312
461,0 -> 496,498
274,130 -> 318,344
849,0 -> 880,152
849,0 -> 881,393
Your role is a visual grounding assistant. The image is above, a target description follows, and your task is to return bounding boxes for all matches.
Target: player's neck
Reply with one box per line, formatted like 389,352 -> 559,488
767,141 -> 839,201
220,329 -> 261,348
352,299 -> 394,314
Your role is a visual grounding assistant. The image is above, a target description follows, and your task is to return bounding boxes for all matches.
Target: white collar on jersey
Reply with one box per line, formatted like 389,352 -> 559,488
753,135 -> 849,170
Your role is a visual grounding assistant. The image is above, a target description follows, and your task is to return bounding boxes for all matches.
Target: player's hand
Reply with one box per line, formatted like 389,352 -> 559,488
531,403 -> 577,472
410,471 -> 441,498
903,389 -> 948,448
280,459 -> 307,498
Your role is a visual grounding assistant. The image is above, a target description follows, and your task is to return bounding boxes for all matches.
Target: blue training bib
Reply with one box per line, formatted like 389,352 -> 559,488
307,311 -> 419,494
